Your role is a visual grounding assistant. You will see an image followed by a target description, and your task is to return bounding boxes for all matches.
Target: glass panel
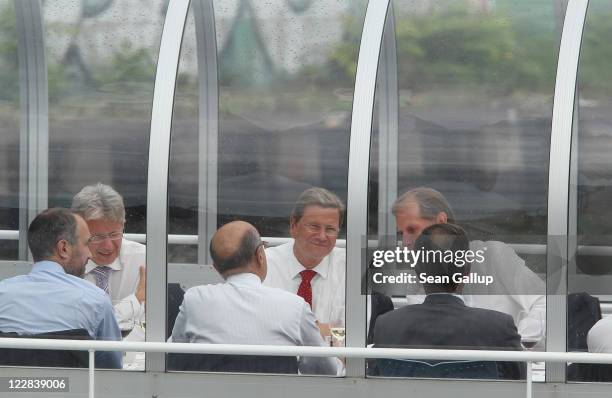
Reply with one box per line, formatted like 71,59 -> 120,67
568,0 -> 612,382
367,0 -> 554,380
0,1 -> 19,261
166,0 -> 366,375
39,0 -> 162,369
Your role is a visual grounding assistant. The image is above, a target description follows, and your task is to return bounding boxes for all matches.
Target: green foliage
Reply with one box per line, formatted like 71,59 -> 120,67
326,2 -> 558,94
0,2 -> 18,103
579,11 -> 612,93
92,41 -> 155,93
325,15 -> 363,85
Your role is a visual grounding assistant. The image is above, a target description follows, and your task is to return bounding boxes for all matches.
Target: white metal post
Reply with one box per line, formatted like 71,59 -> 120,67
526,361 -> 533,398
547,0 -> 589,381
346,0 -> 390,377
146,0 -> 191,371
89,349 -> 95,398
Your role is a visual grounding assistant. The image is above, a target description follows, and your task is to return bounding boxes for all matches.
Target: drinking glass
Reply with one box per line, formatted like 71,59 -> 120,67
329,306 -> 345,347
521,311 -> 545,350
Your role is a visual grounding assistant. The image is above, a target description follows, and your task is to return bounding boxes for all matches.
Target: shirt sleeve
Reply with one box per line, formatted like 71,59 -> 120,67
94,299 -> 123,369
114,293 -> 145,330
587,318 -> 611,353
474,240 -> 546,341
297,302 -> 342,375
515,294 -> 546,342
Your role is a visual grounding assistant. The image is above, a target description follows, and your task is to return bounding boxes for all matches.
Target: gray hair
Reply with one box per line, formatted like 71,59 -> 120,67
210,228 -> 261,274
392,187 -> 456,223
291,187 -> 345,225
71,183 -> 126,223
27,208 -> 78,262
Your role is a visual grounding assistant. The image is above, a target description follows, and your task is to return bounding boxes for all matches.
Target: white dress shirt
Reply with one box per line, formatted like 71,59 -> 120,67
406,240 -> 546,341
170,272 -> 341,375
587,316 -> 612,353
83,239 -> 145,332
264,241 -> 345,324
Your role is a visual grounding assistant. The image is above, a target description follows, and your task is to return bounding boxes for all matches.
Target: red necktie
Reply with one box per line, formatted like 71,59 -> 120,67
297,269 -> 317,308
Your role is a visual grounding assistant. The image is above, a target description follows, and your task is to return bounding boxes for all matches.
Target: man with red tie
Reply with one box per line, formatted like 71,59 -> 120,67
263,187 -> 345,338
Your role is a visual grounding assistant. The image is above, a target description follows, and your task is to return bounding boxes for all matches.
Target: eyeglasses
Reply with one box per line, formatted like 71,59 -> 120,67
303,223 -> 340,237
88,231 -> 123,244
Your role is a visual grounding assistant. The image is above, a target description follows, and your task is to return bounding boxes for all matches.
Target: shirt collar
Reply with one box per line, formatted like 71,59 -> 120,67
84,240 -> 125,274
31,260 -> 66,274
226,272 -> 262,287
426,292 -> 466,304
285,241 -> 330,280
84,257 -> 121,274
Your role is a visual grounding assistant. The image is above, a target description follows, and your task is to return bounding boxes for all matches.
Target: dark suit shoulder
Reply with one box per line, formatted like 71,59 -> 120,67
462,305 -> 516,324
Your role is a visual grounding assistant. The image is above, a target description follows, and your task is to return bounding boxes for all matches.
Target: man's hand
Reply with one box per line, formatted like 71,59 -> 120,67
135,265 -> 146,304
317,322 -> 331,340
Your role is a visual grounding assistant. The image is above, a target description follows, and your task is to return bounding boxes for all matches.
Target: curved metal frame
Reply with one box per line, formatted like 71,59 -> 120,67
145,0 -> 191,372
345,0 -> 391,377
546,0 -> 589,383
193,0 -> 219,266
376,2 -> 398,242
14,0 -> 48,261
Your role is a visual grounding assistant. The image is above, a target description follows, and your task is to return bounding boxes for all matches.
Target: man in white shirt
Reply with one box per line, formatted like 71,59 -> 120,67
71,183 -> 146,334
587,317 -> 612,353
263,187 -> 345,336
393,187 -> 546,343
170,221 -> 340,375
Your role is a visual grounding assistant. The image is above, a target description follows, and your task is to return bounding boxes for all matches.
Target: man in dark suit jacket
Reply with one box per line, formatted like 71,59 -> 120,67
372,223 -> 525,379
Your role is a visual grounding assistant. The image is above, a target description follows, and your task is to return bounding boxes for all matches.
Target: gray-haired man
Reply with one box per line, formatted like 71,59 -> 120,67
394,187 -> 546,344
71,183 -> 146,335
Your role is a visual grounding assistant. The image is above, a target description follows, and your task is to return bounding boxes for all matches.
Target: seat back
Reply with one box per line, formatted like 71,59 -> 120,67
167,283 -> 186,338
568,363 -> 612,382
167,353 -> 298,374
0,329 -> 92,368
373,358 -> 499,379
567,292 -> 601,352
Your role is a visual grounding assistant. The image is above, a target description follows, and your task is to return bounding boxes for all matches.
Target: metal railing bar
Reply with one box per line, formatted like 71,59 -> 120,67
1,339 -> 612,364
4,230 -> 612,256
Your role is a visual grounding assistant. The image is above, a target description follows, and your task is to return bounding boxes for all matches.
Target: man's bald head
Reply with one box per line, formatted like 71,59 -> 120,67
210,221 -> 263,277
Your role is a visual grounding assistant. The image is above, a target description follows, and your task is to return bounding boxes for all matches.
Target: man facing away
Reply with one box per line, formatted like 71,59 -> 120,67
264,187 -> 346,336
393,187 -> 546,342
0,208 -> 122,368
71,183 -> 146,335
372,223 -> 524,379
170,221 -> 341,375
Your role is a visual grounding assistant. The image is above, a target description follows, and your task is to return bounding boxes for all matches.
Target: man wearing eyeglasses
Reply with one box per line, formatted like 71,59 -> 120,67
263,187 -> 345,337
71,183 -> 146,335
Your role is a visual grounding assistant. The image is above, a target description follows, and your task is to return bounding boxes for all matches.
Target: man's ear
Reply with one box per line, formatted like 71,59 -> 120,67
435,211 -> 448,224
254,245 -> 265,265
56,239 -> 70,260
211,262 -> 221,275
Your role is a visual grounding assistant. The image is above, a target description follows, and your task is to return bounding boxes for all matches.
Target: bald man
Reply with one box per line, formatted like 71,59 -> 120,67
170,221 -> 341,375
